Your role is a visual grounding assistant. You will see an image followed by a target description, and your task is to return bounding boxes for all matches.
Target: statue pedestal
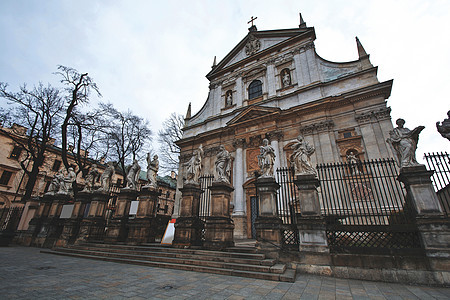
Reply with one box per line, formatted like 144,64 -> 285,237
57,191 -> 88,247
105,188 -> 137,243
76,191 -> 109,244
19,197 -> 42,246
127,186 -> 160,245
398,165 -> 449,270
35,193 -> 72,248
294,174 -> 329,253
204,182 -> 235,250
173,183 -> 204,247
254,177 -> 282,258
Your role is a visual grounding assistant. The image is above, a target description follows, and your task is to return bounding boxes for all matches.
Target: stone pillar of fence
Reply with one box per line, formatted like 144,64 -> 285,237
104,188 -> 137,243
398,165 -> 449,268
294,174 -> 329,253
20,196 -> 47,246
34,193 -> 72,248
204,181 -> 235,250
127,186 -> 160,245
75,190 -> 109,244
56,191 -> 88,247
254,176 -> 283,258
173,183 -> 204,247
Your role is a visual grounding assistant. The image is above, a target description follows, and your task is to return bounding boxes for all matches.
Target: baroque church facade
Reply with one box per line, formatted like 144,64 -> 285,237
174,17 -> 395,239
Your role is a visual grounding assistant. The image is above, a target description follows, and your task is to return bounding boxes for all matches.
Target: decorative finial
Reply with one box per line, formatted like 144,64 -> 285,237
299,13 -> 306,28
211,56 -> 217,69
355,36 -> 368,59
185,102 -> 191,119
248,16 -> 257,32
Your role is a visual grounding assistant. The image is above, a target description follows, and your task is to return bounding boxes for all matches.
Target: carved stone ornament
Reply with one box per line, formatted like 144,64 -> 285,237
99,161 -> 115,191
184,145 -> 203,185
214,145 -> 232,183
126,159 -> 141,190
245,35 -> 261,56
289,135 -> 316,176
257,138 -> 276,178
436,110 -> 450,141
386,118 -> 425,168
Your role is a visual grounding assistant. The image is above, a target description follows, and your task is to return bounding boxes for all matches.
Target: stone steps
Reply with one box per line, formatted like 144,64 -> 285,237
41,243 -> 296,282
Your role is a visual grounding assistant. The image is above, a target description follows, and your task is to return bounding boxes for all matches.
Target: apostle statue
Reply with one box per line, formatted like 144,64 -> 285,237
215,145 -> 232,183
387,118 -> 425,168
59,167 -> 76,196
146,153 -> 159,188
258,138 -> 276,178
346,151 -> 361,175
47,169 -> 64,195
184,145 -> 203,184
99,161 -> 115,191
289,135 -> 316,176
436,110 -> 450,141
126,159 -> 141,190
82,164 -> 100,192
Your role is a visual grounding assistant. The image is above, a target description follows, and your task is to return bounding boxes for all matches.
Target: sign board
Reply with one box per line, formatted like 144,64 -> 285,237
129,200 -> 139,215
161,219 -> 176,245
60,204 -> 74,219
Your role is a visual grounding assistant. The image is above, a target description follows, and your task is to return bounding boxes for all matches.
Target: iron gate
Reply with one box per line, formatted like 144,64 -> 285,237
317,158 -> 421,254
424,151 -> 450,216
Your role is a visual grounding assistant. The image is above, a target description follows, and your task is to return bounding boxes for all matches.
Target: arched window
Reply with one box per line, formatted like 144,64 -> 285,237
248,80 -> 262,100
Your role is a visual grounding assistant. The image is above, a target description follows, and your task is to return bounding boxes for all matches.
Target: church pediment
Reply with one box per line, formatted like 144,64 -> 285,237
207,28 -> 314,80
226,106 -> 281,127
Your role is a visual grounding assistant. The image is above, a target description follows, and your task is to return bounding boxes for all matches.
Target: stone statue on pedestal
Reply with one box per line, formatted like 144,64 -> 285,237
145,153 -> 159,188
126,159 -> 141,190
59,167 -> 76,196
215,145 -> 232,183
258,138 -> 276,178
47,169 -> 64,195
436,110 -> 450,141
387,118 -> 425,168
289,135 -> 316,176
99,161 -> 115,191
346,151 -> 361,175
82,164 -> 100,192
184,145 -> 203,185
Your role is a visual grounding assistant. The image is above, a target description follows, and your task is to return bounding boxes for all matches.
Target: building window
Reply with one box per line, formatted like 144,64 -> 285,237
44,181 -> 51,193
116,179 -> 122,186
166,191 -> 170,198
343,132 -> 352,139
164,205 -> 169,214
248,80 -> 262,100
0,171 -> 13,185
9,146 -> 22,160
52,160 -> 62,171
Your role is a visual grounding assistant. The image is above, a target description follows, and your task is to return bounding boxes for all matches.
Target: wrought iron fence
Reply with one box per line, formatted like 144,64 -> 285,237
199,175 -> 214,221
424,152 -> 450,216
317,158 -> 421,254
276,167 -> 300,248
0,207 -> 24,232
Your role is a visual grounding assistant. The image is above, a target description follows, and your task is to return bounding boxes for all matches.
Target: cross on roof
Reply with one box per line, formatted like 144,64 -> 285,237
248,16 -> 257,26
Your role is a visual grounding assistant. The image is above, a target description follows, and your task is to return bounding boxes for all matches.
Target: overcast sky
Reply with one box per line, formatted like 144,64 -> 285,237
1,0 -> 449,164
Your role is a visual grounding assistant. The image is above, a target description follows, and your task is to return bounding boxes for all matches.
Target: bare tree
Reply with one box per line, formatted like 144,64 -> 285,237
0,82 -> 64,201
102,104 -> 152,184
158,113 -> 184,172
56,65 -> 101,173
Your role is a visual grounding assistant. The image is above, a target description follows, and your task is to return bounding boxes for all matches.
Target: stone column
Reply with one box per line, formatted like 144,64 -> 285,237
173,183 -> 204,247
398,165 -> 449,269
232,138 -> 246,238
35,193 -> 72,248
204,181 -> 235,249
294,174 -> 329,253
254,177 -> 282,258
127,186 -> 160,245
75,190 -> 109,244
104,188 -> 137,243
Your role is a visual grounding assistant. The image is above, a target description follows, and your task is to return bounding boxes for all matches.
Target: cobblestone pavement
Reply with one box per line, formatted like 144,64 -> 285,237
1,247 -> 449,299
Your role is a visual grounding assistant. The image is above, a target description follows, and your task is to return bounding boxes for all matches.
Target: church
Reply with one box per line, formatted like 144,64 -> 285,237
174,16 -> 395,239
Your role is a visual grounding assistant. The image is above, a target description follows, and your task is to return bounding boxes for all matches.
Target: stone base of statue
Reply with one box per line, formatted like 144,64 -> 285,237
17,198 -> 41,246
105,188 -> 138,243
294,174 -> 329,253
75,190 -> 109,244
173,183 -> 204,248
204,181 -> 235,250
56,191 -> 91,247
127,186 -> 160,245
254,177 -> 282,258
398,165 -> 449,270
34,193 -> 72,248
